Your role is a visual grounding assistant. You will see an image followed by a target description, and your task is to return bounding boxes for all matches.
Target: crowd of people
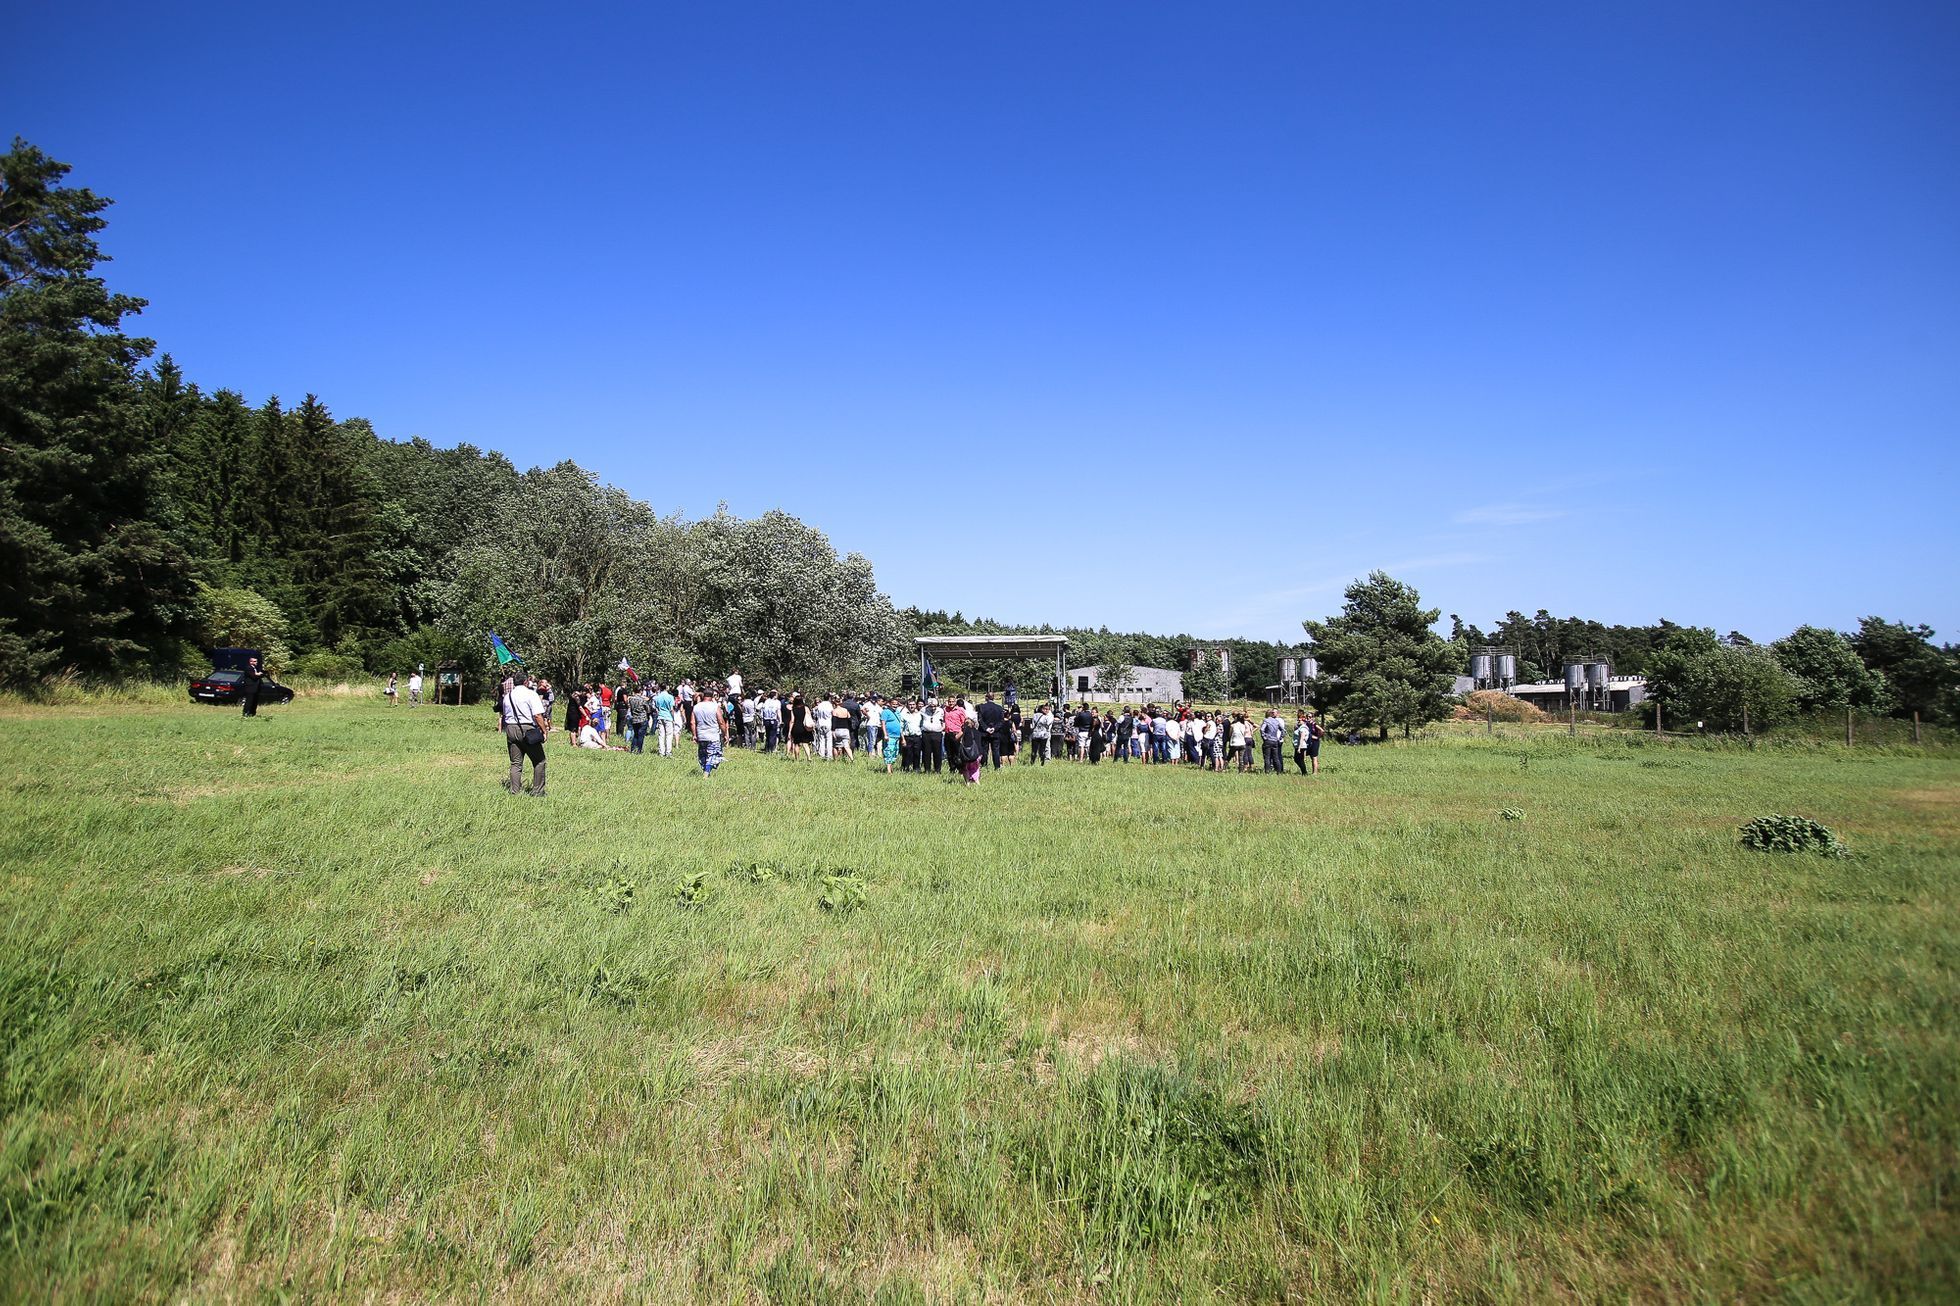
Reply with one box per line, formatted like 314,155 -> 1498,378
490,667 -> 1326,796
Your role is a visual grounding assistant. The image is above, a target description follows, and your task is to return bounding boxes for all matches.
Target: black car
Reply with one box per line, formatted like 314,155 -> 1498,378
188,648 -> 294,706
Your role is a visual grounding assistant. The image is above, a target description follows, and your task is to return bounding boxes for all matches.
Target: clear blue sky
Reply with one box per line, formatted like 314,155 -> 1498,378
11,2 -> 1958,641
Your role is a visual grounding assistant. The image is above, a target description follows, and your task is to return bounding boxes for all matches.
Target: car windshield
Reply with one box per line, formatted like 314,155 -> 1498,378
204,670 -> 243,684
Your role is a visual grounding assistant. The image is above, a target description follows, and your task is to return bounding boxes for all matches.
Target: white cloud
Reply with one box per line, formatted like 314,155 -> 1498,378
1451,503 -> 1567,527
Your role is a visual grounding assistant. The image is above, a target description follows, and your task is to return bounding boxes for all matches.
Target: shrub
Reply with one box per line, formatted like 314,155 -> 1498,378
1739,815 -> 1848,858
290,651 -> 366,680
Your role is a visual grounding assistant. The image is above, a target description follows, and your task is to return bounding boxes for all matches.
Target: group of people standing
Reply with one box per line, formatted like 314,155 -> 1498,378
491,666 -> 1326,794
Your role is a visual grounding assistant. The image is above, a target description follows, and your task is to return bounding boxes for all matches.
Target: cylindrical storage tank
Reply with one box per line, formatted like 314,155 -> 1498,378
1497,654 -> 1517,683
1470,653 -> 1493,683
1279,656 -> 1297,681
1564,664 -> 1586,694
1586,662 -> 1610,690
1300,658 -> 1317,680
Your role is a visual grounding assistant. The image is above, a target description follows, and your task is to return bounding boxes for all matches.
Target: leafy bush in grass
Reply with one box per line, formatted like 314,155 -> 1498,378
1739,815 -> 1848,857
818,872 -> 865,913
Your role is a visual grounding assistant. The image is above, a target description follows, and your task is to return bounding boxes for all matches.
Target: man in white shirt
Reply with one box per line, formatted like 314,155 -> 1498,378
727,669 -> 743,699
502,672 -> 549,797
813,696 -> 834,759
759,692 -> 782,752
408,670 -> 424,706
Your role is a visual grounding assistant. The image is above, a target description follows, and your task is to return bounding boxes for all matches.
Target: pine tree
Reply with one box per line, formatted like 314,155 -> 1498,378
0,138 -> 196,682
1303,572 -> 1459,739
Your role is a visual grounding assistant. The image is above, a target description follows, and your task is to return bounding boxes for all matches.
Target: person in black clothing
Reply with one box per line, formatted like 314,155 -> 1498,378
976,692 -> 1007,769
1071,705 -> 1095,761
239,656 -> 264,717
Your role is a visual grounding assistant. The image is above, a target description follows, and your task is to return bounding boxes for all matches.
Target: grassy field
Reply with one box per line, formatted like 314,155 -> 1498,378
1,695 -> 1955,1302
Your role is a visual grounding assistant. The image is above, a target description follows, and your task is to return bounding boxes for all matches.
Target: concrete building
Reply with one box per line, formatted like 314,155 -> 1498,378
1506,676 -> 1649,714
1069,665 -> 1184,704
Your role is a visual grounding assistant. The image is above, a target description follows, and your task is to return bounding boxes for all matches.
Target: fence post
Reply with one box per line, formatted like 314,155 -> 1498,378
1846,707 -> 1854,748
1742,703 -> 1749,738
1655,701 -> 1663,738
1486,703 -> 1493,735
1914,710 -> 1922,745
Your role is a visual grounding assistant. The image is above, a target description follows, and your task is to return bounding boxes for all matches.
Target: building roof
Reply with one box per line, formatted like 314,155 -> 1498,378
913,634 -> 1069,661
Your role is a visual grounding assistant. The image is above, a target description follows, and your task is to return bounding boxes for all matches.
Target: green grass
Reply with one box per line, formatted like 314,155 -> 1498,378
1,696 -> 1955,1301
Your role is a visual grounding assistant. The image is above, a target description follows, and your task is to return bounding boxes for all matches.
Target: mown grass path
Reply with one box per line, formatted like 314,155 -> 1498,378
2,699 -> 1955,1300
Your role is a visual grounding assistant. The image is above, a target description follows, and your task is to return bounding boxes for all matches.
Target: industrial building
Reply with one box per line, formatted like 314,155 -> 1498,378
1506,668 -> 1649,714
1069,665 -> 1184,704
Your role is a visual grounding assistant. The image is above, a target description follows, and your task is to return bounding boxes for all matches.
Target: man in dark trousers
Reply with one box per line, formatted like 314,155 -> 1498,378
240,655 -> 265,717
976,692 -> 1007,769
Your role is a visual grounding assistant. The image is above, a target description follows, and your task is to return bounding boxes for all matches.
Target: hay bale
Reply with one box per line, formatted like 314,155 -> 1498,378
1464,690 -> 1547,723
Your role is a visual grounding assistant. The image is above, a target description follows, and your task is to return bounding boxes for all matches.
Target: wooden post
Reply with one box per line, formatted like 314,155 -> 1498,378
1846,707 -> 1854,748
1569,696 -> 1577,737
1655,701 -> 1663,738
1486,703 -> 1493,735
1914,711 -> 1922,745
1742,702 -> 1749,738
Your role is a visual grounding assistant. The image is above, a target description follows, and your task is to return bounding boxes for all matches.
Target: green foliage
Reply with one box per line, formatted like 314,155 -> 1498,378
1771,625 -> 1891,713
1304,572 -> 1459,739
1851,617 -> 1958,723
674,870 -> 713,910
1182,652 -> 1229,703
596,878 -> 636,914
287,651 -> 365,680
1739,815 -> 1849,858
191,583 -> 292,668
817,871 -> 866,913
1645,629 -> 1796,732
0,139 -> 197,684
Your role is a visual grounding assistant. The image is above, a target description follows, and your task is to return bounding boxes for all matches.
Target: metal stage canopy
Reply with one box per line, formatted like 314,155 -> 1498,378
913,634 -> 1068,699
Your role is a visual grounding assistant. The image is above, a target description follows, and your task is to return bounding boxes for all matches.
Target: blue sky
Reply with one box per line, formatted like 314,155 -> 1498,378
11,2 -> 1958,641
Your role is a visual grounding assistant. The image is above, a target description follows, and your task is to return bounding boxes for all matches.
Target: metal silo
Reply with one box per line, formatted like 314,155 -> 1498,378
1470,653 -> 1493,684
1496,654 -> 1517,684
1300,658 -> 1317,680
1585,662 -> 1610,691
1279,656 -> 1297,682
1564,664 -> 1586,695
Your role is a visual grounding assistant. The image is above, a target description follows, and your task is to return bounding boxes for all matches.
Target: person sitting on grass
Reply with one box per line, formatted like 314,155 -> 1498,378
577,720 -> 625,750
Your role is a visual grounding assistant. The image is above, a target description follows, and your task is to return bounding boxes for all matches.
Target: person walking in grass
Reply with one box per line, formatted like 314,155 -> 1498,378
501,671 -> 549,797
1292,711 -> 1314,775
692,693 -> 728,776
385,671 -> 398,705
1261,708 -> 1285,774
1301,711 -> 1323,775
407,668 -> 423,706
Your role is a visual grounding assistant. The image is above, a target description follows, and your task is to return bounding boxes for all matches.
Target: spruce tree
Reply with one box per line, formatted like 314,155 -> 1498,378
0,138 -> 196,682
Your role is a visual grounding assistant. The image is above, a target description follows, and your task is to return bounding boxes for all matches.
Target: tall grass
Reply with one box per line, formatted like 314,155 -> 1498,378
0,697 -> 1954,1300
